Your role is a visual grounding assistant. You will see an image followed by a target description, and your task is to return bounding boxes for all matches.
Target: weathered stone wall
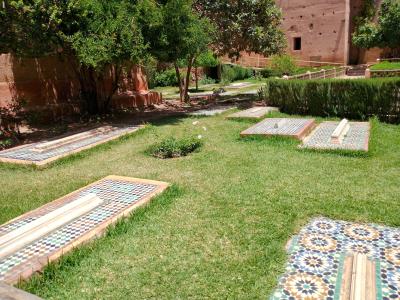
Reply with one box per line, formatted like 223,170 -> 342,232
227,0 -> 382,67
0,54 -> 161,120
277,0 -> 348,64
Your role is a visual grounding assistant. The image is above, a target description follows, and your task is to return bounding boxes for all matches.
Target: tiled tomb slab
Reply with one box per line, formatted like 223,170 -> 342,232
189,106 -> 235,116
227,106 -> 279,119
240,118 -> 316,140
0,125 -> 140,166
0,175 -> 169,284
271,218 -> 400,300
301,121 -> 370,152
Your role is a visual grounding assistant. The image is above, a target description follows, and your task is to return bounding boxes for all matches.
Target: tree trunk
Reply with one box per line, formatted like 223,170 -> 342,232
183,56 -> 195,103
79,66 -> 99,115
195,66 -> 199,91
174,62 -> 184,102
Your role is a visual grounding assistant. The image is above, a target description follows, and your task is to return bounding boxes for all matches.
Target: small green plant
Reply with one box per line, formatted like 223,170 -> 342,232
270,54 -> 298,76
148,136 -> 203,159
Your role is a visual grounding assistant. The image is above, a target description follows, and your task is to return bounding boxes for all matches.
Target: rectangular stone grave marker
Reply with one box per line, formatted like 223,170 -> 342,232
0,176 -> 169,284
0,125 -> 141,166
227,106 -> 279,119
240,118 -> 316,140
301,121 -> 370,152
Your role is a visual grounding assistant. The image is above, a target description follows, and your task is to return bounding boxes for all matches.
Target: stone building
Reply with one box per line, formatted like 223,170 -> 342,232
276,0 -> 381,65
232,0 -> 382,67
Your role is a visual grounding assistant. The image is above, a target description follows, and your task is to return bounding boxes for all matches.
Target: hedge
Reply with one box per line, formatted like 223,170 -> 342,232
259,78 -> 400,123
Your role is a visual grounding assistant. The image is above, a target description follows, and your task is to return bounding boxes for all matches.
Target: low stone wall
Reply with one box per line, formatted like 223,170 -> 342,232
365,68 -> 400,78
0,54 -> 161,121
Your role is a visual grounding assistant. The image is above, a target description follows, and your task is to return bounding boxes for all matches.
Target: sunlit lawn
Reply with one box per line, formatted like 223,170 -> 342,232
0,111 -> 399,299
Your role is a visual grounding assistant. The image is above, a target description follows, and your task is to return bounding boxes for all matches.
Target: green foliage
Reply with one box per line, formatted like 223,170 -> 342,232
199,76 -> 216,85
194,50 -> 219,68
141,0 -> 215,101
370,61 -> 400,70
221,65 -> 254,83
147,136 -> 203,158
2,0 -> 149,113
152,68 -> 179,87
260,78 -> 400,122
195,0 -> 286,58
353,0 -> 400,49
270,55 -> 297,76
67,0 -> 146,70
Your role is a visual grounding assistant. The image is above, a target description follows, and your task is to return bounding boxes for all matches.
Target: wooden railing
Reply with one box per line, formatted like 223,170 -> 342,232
283,66 -> 348,80
220,56 -> 344,69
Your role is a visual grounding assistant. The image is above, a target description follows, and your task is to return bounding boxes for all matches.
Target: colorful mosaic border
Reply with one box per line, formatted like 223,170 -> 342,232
301,122 -> 370,152
0,176 -> 169,284
270,218 -> 400,300
240,118 -> 316,141
0,126 -> 141,167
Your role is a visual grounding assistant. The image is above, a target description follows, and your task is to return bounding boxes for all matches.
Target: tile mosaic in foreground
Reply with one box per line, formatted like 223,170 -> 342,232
0,125 -> 140,166
301,121 -> 370,152
271,218 -> 400,300
241,118 -> 316,140
227,106 -> 279,119
0,176 -> 169,284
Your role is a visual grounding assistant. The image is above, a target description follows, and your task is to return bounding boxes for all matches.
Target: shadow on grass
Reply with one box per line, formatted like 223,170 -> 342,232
296,147 -> 371,158
237,135 -> 300,147
19,184 -> 183,294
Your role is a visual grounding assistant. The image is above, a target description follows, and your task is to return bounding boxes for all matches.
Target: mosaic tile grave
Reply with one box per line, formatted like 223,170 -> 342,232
301,121 -> 370,152
0,176 -> 168,284
271,218 -> 400,300
189,106 -> 235,116
227,106 -> 279,119
240,118 -> 316,140
0,125 -> 140,166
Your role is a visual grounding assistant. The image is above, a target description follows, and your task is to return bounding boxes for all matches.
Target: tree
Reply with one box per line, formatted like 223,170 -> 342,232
194,0 -> 286,59
353,0 -> 400,51
1,0 -> 148,114
140,0 -> 214,102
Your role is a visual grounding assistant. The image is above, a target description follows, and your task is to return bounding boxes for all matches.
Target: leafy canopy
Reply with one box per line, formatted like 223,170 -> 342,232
194,0 -> 286,58
353,0 -> 400,49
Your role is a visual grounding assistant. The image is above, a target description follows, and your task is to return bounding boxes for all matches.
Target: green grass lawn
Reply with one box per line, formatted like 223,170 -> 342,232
1,111 -> 399,299
153,78 -> 265,99
370,61 -> 400,70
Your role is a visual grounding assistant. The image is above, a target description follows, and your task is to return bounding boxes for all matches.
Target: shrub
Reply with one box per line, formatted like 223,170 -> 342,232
221,64 -> 254,83
270,55 -> 297,76
148,136 -> 203,159
259,78 -> 400,123
200,76 -> 216,85
153,68 -> 179,87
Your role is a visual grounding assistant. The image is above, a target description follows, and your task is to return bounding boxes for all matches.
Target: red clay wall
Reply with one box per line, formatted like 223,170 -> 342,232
226,0 -> 382,67
277,0 -> 348,64
0,54 -> 161,120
